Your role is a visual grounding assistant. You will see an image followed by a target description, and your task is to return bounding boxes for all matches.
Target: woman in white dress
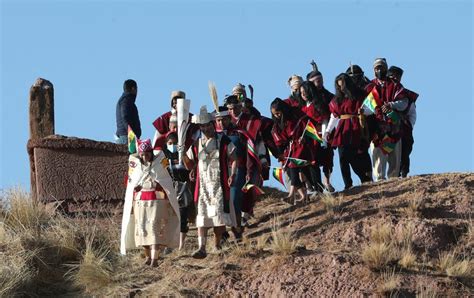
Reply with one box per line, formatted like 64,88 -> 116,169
120,139 -> 180,267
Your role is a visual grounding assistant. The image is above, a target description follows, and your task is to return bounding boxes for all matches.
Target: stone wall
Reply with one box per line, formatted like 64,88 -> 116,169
27,135 -> 128,213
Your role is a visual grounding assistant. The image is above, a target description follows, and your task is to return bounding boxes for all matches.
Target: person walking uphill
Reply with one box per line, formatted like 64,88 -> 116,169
115,79 -> 141,143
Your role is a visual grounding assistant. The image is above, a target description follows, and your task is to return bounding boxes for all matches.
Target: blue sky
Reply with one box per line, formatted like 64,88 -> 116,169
1,0 -> 473,191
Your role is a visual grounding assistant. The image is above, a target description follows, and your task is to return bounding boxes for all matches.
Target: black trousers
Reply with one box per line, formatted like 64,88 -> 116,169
338,146 -> 372,189
287,166 -> 323,191
400,128 -> 414,177
179,207 -> 189,233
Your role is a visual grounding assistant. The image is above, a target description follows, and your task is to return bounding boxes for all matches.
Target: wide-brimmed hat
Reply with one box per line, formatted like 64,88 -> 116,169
373,58 -> 387,69
170,90 -> 186,100
214,106 -> 229,118
191,105 -> 214,124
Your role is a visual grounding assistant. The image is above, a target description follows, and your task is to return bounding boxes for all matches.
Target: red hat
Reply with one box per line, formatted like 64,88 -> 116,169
137,139 -> 153,153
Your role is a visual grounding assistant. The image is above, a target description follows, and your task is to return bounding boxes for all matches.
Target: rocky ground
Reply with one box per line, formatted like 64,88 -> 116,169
1,173 -> 472,297
122,173 -> 473,297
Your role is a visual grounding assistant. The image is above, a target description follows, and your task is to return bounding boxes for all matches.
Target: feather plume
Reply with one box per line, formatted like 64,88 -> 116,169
208,81 -> 219,111
310,59 -> 318,72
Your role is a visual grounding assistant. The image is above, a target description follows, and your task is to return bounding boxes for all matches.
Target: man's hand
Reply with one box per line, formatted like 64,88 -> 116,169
381,103 -> 392,114
228,173 -> 236,187
189,169 -> 196,182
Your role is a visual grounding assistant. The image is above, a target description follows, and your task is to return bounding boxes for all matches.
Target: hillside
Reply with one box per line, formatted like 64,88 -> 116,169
1,173 -> 472,296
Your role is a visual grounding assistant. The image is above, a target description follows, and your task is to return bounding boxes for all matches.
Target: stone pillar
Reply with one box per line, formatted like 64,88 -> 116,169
29,78 -> 54,200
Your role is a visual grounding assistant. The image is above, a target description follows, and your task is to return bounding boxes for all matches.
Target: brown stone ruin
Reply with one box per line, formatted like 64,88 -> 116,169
27,78 -> 128,214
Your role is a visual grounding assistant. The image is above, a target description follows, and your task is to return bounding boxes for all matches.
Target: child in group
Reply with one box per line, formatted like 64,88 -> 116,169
162,132 -> 194,250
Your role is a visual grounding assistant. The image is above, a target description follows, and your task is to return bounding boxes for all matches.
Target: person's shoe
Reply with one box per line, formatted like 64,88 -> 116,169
162,247 -> 173,255
144,257 -> 151,266
221,231 -> 230,242
191,248 -> 207,259
150,259 -> 159,267
232,227 -> 244,241
324,183 -> 335,193
241,216 -> 248,227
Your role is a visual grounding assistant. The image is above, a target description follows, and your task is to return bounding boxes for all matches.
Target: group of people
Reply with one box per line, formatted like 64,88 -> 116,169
117,57 -> 419,264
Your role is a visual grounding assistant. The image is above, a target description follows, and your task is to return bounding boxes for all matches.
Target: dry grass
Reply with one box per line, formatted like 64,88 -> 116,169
437,250 -> 473,278
416,285 -> 438,298
320,192 -> 341,214
401,197 -> 423,217
255,234 -> 269,251
0,188 -> 124,296
67,234 -> 113,295
269,218 -> 298,256
398,248 -> 417,269
395,222 -> 415,249
377,268 -> 400,294
370,222 -> 392,244
1,188 -> 52,235
362,242 -> 395,270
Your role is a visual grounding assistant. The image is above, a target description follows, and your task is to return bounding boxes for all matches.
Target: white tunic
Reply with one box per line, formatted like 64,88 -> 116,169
187,134 -> 236,228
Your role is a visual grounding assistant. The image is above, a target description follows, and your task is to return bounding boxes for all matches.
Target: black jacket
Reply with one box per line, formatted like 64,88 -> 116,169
115,92 -> 141,138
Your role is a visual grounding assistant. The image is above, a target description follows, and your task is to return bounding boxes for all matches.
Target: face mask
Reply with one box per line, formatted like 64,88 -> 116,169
375,69 -> 387,80
167,144 -> 177,153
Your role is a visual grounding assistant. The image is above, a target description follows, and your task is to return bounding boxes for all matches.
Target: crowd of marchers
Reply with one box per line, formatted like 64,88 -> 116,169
116,57 -> 419,264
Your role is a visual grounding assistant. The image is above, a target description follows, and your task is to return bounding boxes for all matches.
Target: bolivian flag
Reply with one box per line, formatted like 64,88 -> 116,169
362,88 -> 382,113
303,120 -> 323,144
286,157 -> 311,167
272,168 -> 286,188
380,134 -> 397,155
127,125 -> 137,154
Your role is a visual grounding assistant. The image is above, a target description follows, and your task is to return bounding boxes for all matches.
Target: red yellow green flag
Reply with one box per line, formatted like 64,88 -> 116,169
242,183 -> 265,195
272,168 -> 286,188
127,125 -> 137,154
286,157 -> 311,166
303,121 -> 323,144
362,88 -> 382,113
380,134 -> 397,155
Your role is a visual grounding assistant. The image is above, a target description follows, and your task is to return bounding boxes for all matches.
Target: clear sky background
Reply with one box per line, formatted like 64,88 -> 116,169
1,0 -> 473,192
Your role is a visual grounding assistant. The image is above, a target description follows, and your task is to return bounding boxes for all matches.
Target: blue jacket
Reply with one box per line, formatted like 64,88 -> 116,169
116,92 -> 141,138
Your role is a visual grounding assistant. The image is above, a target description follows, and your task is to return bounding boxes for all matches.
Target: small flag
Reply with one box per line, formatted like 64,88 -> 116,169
127,125 -> 137,154
386,110 -> 400,124
380,134 -> 397,155
303,120 -> 323,144
286,157 -> 311,166
272,168 -> 286,188
362,88 -> 382,113
247,138 -> 259,163
242,183 -> 265,195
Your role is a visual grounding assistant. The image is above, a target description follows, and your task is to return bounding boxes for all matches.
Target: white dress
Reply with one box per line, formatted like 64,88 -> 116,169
120,151 -> 180,255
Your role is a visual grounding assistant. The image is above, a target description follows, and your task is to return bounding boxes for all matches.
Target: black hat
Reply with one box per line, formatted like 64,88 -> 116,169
387,66 -> 404,78
224,95 -> 240,106
306,70 -> 322,81
346,65 -> 364,76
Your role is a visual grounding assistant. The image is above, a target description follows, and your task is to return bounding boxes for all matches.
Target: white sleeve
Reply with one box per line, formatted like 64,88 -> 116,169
186,146 -> 194,160
325,114 -> 339,134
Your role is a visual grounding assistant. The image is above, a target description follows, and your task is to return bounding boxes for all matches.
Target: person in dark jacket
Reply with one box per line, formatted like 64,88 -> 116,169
115,79 -> 141,143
